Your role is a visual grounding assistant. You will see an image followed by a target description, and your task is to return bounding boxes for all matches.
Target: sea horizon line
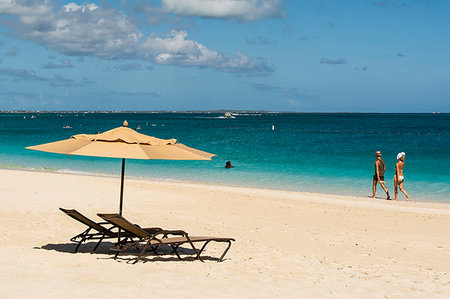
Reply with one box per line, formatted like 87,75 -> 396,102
1,110 -> 448,114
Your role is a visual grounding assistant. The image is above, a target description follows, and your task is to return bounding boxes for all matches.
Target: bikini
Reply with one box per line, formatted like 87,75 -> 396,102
395,166 -> 404,183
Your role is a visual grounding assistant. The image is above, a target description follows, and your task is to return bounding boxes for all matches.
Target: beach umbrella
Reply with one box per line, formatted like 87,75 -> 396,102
26,120 -> 215,215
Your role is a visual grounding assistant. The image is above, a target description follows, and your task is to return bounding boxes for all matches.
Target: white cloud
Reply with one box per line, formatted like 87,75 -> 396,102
0,66 -> 45,80
63,2 -> 98,12
143,30 -> 225,67
142,30 -> 272,73
11,2 -> 143,58
320,57 -> 347,65
0,1 -> 272,74
42,58 -> 73,69
0,0 -> 53,17
162,0 -> 283,22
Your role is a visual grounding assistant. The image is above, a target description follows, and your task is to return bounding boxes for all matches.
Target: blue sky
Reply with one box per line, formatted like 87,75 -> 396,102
0,0 -> 449,112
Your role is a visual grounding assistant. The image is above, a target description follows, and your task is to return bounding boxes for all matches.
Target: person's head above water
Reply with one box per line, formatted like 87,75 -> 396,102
225,161 -> 233,168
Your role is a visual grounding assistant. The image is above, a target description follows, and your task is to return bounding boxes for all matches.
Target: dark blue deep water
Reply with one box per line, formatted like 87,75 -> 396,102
0,112 -> 449,202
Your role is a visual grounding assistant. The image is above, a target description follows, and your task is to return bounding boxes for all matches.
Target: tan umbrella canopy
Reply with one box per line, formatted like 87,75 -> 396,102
26,120 -> 215,215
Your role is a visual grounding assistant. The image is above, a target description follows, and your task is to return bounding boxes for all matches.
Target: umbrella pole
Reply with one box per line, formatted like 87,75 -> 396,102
118,158 -> 125,243
119,158 -> 125,216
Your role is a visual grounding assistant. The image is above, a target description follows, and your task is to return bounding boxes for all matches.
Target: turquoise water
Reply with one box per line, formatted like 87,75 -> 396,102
0,112 -> 449,202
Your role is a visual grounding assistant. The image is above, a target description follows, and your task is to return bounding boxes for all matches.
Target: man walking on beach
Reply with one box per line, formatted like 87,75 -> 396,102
371,151 -> 390,200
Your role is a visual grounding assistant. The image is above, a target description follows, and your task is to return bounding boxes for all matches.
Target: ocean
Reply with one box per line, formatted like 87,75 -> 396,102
1,112 -> 449,203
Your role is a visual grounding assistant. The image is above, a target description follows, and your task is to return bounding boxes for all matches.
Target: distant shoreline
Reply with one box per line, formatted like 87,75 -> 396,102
1,110 -> 448,114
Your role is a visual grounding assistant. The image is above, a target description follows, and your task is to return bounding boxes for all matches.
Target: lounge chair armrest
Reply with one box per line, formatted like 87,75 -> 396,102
153,229 -> 187,237
146,230 -> 190,245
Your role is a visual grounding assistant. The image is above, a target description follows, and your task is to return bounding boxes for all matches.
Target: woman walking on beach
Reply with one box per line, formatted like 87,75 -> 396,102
394,152 -> 410,201
371,151 -> 390,200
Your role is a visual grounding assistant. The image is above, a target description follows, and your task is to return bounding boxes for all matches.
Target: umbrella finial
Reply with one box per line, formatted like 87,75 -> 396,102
123,120 -> 128,127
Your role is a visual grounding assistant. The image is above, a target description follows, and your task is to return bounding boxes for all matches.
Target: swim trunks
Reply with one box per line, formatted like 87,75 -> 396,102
373,175 -> 385,182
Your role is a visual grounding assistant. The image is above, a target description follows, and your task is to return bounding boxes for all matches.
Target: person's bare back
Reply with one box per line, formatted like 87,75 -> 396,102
397,160 -> 404,176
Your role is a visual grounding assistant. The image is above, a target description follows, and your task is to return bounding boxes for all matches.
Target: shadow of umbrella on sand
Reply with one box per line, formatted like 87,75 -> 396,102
26,120 -> 215,215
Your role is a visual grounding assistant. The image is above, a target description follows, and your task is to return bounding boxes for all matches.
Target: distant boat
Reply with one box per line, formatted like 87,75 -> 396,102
31,115 -> 36,119
219,112 -> 235,119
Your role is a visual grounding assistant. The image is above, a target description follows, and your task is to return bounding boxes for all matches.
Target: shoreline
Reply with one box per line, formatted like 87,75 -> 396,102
2,165 -> 447,206
0,168 -> 449,297
2,168 -> 449,214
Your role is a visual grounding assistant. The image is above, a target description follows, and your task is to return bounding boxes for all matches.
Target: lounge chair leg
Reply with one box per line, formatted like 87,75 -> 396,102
113,240 -> 140,260
218,241 -> 232,262
74,240 -> 83,253
71,228 -> 92,253
123,237 -> 135,247
170,245 -> 182,260
150,246 -> 159,255
91,236 -> 105,254
135,241 -> 152,264
185,238 -> 203,262
199,241 -> 211,255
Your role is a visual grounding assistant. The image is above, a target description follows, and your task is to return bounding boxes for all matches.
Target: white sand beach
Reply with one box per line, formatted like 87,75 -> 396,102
0,169 -> 449,298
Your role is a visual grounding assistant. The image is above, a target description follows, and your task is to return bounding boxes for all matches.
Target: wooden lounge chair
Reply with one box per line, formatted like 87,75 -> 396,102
59,208 -> 162,253
97,213 -> 235,263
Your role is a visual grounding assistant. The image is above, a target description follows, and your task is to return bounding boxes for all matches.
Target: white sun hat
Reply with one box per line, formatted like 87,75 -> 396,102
397,152 -> 405,160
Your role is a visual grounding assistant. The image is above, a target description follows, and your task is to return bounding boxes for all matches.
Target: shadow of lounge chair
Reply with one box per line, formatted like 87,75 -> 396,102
60,208 -> 162,253
97,213 -> 235,263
